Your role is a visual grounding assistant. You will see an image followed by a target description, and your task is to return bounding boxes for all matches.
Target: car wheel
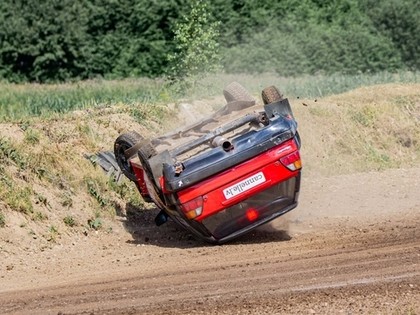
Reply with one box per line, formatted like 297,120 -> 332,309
262,86 -> 283,105
114,131 -> 144,181
223,82 -> 255,103
137,139 -> 158,187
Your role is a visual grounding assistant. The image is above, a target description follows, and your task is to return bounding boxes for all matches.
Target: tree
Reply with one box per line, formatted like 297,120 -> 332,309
363,0 -> 420,70
167,0 -> 221,84
0,0 -> 93,82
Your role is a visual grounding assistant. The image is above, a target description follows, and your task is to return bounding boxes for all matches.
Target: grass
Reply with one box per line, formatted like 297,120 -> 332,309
0,78 -> 166,121
61,192 -> 73,208
0,71 -> 419,121
3,186 -> 34,214
0,137 -> 28,169
0,212 -> 5,227
32,211 -> 48,222
0,168 -> 34,214
88,216 -> 103,231
46,225 -> 59,242
294,84 -> 420,175
86,178 -> 109,208
63,215 -> 77,227
180,71 -> 420,100
24,128 -> 41,144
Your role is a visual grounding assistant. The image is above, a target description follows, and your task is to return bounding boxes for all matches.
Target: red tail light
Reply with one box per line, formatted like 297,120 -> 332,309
246,208 -> 259,222
180,196 -> 203,219
280,151 -> 302,171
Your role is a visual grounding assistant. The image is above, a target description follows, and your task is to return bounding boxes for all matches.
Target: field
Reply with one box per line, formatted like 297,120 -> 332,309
0,74 -> 419,314
1,71 -> 419,121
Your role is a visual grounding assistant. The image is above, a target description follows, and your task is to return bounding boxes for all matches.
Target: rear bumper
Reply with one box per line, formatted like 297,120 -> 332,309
201,175 -> 300,244
210,202 -> 298,244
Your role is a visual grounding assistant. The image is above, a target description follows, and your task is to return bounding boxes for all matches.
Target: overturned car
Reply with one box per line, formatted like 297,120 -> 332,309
114,82 -> 302,244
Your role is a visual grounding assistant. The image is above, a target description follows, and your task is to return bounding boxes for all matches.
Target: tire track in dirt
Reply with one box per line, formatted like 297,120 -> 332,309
1,168 -> 419,315
1,212 -> 419,315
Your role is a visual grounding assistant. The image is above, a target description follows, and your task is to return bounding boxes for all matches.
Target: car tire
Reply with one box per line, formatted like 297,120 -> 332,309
262,86 -> 283,105
114,131 -> 144,181
137,139 -> 158,187
223,82 -> 255,103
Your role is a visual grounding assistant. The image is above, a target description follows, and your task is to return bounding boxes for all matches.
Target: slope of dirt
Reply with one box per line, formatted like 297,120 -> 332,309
1,166 -> 419,314
0,83 -> 420,314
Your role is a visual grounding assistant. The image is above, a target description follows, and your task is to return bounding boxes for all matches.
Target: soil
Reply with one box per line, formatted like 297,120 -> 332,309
1,167 -> 419,315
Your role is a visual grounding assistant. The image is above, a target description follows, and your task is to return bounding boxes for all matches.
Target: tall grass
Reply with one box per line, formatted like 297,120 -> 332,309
191,71 -> 420,100
0,78 -> 166,121
0,71 -> 419,121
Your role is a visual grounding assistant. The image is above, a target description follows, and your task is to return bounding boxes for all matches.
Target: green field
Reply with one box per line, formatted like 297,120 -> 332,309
1,71 -> 419,121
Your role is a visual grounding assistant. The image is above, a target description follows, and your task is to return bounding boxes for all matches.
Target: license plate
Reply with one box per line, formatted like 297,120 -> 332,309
223,171 -> 266,200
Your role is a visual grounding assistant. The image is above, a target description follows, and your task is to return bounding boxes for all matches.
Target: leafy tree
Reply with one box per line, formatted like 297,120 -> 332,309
0,0 -> 93,82
167,0 -> 221,83
87,0 -> 187,78
220,0 -> 402,75
363,0 -> 420,70
0,0 -> 418,82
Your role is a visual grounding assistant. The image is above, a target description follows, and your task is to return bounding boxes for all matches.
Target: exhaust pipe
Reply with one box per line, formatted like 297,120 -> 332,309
212,136 -> 233,152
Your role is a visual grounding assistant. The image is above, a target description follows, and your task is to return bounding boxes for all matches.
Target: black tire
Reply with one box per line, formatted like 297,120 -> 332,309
262,86 -> 283,105
114,131 -> 144,181
223,82 -> 255,103
138,140 -> 157,161
137,139 -> 158,188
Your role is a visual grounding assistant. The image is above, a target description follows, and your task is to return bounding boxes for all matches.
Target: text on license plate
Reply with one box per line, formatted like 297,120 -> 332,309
223,171 -> 266,200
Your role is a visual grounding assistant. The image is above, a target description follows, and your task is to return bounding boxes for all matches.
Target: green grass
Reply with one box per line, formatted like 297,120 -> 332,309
190,71 -> 420,100
63,215 -> 77,227
0,137 -> 28,169
0,78 -> 166,121
0,182 -> 33,214
24,128 -> 41,144
0,71 -> 419,121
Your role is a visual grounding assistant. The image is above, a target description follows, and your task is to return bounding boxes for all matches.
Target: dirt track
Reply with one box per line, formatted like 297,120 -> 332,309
1,167 -> 420,315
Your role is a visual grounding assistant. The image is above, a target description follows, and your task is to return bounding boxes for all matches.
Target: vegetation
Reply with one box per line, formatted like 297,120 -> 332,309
295,84 -> 420,175
0,71 -> 419,121
0,0 -> 419,83
0,212 -> 5,228
63,215 -> 77,227
88,217 -> 103,231
168,0 -> 221,85
0,79 -> 165,121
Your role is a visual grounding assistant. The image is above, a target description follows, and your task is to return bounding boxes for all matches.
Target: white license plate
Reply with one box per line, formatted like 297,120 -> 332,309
223,172 -> 266,200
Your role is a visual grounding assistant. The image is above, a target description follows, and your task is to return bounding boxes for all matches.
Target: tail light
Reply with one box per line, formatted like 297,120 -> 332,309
180,196 -> 203,219
246,208 -> 259,222
280,151 -> 302,171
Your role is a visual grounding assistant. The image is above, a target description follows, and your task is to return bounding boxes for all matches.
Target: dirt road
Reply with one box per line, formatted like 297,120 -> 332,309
1,167 -> 419,314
